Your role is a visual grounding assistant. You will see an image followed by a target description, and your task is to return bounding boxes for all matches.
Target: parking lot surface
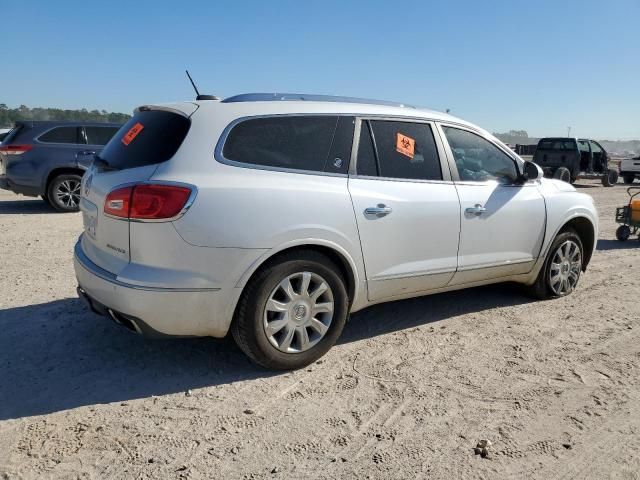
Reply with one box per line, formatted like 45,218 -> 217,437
1,181 -> 639,479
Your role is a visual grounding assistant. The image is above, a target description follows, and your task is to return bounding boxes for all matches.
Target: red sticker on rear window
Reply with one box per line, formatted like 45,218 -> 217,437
121,122 -> 144,146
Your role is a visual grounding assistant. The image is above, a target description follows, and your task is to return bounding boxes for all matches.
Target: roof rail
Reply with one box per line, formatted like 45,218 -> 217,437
221,93 -> 415,108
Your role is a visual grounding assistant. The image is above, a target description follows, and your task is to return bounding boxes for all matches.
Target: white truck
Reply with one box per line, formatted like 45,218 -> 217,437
620,156 -> 640,184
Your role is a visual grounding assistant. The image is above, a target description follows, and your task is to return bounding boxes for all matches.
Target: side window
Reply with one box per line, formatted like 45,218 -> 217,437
357,120 -> 442,181
85,126 -> 119,146
589,141 -> 602,154
39,126 -> 80,144
356,121 -> 378,176
442,127 -> 519,183
222,116 -> 352,173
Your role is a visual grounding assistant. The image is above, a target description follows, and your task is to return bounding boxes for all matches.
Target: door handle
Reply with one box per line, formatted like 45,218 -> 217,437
364,204 -> 393,217
77,150 -> 96,156
465,204 -> 486,216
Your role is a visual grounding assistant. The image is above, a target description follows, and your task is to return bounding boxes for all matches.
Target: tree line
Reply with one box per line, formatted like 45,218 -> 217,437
0,104 -> 130,127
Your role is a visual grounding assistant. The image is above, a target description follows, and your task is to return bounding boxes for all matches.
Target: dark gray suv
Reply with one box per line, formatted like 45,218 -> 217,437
0,121 -> 121,211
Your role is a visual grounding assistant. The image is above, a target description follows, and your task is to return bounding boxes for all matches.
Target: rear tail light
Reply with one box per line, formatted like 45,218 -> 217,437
0,144 -> 33,155
104,184 -> 192,220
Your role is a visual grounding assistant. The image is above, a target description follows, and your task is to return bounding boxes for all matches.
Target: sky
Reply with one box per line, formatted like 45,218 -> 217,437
1,0 -> 639,140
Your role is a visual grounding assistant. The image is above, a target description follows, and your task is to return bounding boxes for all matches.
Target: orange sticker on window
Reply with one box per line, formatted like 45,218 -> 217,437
396,132 -> 415,159
121,122 -> 144,146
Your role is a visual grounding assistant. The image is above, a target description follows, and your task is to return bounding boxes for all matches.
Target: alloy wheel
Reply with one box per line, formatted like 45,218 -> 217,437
56,179 -> 81,208
263,271 -> 334,353
549,240 -> 582,295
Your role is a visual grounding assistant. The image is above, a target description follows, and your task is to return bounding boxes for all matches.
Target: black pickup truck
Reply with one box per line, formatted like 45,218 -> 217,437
532,137 -> 618,187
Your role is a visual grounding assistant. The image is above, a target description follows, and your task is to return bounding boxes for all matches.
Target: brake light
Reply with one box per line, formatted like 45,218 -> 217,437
104,186 -> 133,218
0,144 -> 33,155
104,184 -> 192,220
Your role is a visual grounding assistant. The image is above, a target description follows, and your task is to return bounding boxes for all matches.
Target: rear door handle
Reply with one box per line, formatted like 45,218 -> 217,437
77,150 -> 96,157
465,204 -> 486,215
364,204 -> 393,217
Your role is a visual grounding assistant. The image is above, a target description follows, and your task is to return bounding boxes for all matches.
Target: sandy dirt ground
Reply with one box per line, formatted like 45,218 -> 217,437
1,181 -> 639,480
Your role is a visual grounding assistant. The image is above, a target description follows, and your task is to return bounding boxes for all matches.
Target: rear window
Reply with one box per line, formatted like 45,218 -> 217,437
537,139 -> 577,151
222,116 -> 353,174
98,110 -> 190,170
84,126 -> 119,146
39,126 -> 80,144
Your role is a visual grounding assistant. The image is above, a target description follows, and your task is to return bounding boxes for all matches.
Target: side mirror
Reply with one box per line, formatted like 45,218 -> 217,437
522,161 -> 541,181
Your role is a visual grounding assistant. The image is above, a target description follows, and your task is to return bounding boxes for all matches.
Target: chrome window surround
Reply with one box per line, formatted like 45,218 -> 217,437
35,125 -> 84,146
435,122 -> 535,187
101,180 -> 198,223
215,113 -> 475,182
214,114 -> 354,178
348,116 -> 454,184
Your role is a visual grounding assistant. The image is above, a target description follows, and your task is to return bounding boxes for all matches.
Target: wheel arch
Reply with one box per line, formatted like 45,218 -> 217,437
45,166 -> 85,193
558,216 -> 596,270
235,241 -> 362,310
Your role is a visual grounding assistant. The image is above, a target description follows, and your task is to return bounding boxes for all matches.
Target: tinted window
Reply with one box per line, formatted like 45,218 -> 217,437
223,116 -> 341,173
324,116 -> 355,174
369,121 -> 442,181
356,121 -> 378,176
85,126 -> 119,146
99,110 -> 190,170
39,126 -> 79,144
538,139 -> 577,150
443,127 -> 518,183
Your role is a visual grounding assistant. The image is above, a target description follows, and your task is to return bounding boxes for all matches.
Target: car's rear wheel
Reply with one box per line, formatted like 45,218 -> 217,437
47,174 -> 82,212
526,230 -> 583,300
623,174 -> 635,185
231,251 -> 349,370
602,169 -> 618,187
553,167 -> 571,183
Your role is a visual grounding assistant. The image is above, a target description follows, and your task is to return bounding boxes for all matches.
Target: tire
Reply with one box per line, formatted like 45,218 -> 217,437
526,230 -> 583,300
616,225 -> 631,241
552,167 -> 571,183
623,174 -> 635,185
231,251 -> 349,370
602,169 -> 618,187
47,174 -> 82,212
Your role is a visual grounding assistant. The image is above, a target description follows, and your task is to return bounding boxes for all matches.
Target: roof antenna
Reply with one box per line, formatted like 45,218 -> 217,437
185,70 -> 219,101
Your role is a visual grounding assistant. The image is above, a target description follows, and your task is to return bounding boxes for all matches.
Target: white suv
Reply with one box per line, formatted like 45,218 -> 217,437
74,94 -> 598,369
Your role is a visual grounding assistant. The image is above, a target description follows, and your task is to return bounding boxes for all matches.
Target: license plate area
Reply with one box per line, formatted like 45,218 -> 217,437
80,197 -> 98,240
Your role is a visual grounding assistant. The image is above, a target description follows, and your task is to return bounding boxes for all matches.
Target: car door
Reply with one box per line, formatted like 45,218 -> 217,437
438,124 -> 546,285
348,118 -> 461,301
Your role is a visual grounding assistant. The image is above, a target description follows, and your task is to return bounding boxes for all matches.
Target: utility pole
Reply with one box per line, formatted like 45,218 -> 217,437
567,126 -> 572,137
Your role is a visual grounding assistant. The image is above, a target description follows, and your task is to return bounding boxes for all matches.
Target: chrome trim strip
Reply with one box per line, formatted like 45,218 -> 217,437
74,237 -> 220,292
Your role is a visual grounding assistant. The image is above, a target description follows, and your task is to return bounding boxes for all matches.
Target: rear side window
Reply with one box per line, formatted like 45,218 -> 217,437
538,139 -> 577,150
84,126 -> 119,146
98,110 -> 190,170
39,126 -> 80,144
357,120 -> 442,181
222,116 -> 353,174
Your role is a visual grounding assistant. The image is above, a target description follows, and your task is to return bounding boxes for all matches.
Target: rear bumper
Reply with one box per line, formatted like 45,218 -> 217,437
74,238 -> 229,337
0,175 -> 41,196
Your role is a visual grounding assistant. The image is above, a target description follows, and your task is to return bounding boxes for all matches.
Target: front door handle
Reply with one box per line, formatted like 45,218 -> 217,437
364,204 -> 393,217
465,204 -> 486,216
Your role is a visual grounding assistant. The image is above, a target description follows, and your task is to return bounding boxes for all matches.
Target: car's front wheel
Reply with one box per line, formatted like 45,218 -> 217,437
47,174 -> 82,212
231,251 -> 349,370
526,230 -> 583,299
